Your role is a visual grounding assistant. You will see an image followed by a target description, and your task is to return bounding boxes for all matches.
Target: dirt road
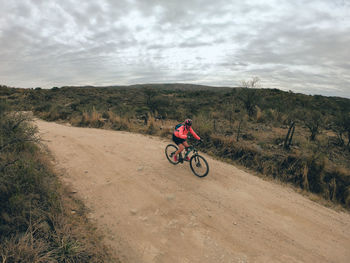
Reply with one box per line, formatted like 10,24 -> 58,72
36,120 -> 350,263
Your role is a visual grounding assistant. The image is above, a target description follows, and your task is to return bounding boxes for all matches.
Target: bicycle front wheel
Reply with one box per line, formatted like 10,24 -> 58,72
165,144 -> 179,165
190,154 -> 209,177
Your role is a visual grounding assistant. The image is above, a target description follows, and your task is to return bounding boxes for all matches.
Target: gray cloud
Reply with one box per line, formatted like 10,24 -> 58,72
0,0 -> 349,98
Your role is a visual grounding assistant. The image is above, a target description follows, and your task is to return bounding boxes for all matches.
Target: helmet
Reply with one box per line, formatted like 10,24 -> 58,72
184,119 -> 192,126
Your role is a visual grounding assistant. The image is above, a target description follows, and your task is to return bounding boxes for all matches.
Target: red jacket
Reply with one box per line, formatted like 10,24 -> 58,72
174,125 -> 200,140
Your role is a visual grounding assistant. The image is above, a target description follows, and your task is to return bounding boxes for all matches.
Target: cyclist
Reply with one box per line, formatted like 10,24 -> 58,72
173,119 -> 201,162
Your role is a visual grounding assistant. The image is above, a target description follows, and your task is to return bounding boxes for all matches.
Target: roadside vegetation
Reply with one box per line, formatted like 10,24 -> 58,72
1,82 -> 350,210
0,101 -> 116,262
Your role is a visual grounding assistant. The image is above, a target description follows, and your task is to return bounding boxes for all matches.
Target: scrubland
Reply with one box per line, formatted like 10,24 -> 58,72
1,81 -> 349,261
0,103 -> 116,262
1,83 -> 349,209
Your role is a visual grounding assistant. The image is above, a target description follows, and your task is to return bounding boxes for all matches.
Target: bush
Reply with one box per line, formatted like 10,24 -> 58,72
0,108 -> 115,262
146,121 -> 157,135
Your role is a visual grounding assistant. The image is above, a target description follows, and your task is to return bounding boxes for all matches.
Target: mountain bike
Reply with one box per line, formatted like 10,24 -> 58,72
165,141 -> 209,178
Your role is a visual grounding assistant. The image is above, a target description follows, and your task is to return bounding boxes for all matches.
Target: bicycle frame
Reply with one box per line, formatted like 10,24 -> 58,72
183,143 -> 200,158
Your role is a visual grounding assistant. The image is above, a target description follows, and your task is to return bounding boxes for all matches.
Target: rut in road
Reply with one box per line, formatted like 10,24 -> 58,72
36,119 -> 350,263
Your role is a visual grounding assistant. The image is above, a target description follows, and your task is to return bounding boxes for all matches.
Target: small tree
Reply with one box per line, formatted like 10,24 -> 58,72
334,112 -> 350,147
238,77 -> 261,118
304,111 -> 322,141
143,88 -> 157,112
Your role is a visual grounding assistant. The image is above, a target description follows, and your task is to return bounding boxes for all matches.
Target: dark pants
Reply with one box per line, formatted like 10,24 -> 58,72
172,134 -> 185,145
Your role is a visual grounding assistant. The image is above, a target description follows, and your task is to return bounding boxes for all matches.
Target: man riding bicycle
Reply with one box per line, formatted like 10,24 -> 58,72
172,119 -> 201,162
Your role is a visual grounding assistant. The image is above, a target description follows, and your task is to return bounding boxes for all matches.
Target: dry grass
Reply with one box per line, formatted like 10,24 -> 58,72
0,110 -> 117,263
81,107 -> 104,127
1,155 -> 117,263
1,234 -> 52,263
256,106 -> 262,122
69,114 -> 82,126
34,105 -> 350,210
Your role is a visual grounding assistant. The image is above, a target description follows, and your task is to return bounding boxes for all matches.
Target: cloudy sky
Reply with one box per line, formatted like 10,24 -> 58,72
0,0 -> 349,98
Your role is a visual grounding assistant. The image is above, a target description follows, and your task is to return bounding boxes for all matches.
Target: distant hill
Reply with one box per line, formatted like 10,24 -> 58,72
59,83 -> 237,91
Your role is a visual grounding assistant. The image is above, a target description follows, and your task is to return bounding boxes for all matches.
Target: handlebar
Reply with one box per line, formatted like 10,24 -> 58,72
187,140 -> 203,150
187,135 -> 202,142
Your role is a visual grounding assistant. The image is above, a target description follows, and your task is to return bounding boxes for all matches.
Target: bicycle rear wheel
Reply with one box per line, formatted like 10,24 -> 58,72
190,154 -> 209,177
165,144 -> 180,165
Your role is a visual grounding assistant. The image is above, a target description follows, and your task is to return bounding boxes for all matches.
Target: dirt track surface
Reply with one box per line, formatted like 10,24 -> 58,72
36,120 -> 350,263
